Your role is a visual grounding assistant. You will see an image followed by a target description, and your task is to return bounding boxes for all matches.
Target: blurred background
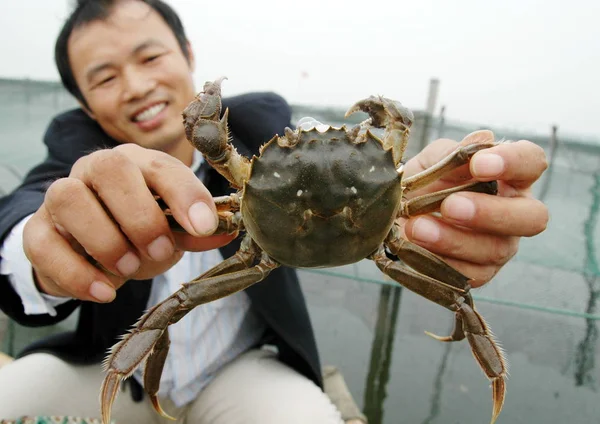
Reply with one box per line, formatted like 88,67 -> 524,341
1,1 -> 599,423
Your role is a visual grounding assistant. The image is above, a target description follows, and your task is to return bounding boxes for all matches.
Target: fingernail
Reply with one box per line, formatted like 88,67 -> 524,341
473,153 -> 504,178
444,194 -> 475,221
411,217 -> 440,243
90,281 -> 116,302
116,251 -> 140,276
148,235 -> 174,261
188,202 -> 218,235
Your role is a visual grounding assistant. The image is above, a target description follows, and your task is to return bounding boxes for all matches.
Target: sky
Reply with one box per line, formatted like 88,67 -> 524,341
0,0 -> 598,139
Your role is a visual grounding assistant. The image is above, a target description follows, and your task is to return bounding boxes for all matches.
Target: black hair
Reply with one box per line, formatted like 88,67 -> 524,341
55,0 -> 190,110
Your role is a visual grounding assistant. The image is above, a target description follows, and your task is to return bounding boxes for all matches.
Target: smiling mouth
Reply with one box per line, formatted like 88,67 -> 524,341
132,102 -> 167,122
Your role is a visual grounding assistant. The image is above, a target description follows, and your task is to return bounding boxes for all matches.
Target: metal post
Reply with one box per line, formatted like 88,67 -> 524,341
436,105 -> 446,140
537,124 -> 558,202
419,78 -> 440,151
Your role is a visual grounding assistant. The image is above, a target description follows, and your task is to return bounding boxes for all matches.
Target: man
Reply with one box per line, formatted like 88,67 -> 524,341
0,0 -> 549,423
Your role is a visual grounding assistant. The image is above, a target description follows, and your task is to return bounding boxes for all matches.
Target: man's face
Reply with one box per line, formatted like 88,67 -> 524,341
68,1 -> 196,163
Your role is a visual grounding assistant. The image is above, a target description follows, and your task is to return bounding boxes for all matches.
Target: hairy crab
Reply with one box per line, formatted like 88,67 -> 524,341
100,78 -> 507,424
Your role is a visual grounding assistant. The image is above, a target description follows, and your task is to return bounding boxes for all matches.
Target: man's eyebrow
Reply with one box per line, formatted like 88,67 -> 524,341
86,63 -> 114,84
85,40 -> 167,83
132,39 -> 167,55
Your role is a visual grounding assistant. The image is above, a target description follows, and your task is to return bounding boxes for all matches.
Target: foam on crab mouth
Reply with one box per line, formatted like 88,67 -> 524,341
133,102 -> 167,122
297,117 -> 340,132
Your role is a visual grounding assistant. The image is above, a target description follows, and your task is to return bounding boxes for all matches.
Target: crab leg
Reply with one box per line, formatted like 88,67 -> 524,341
182,78 -> 251,189
385,223 -> 472,341
370,246 -> 507,424
402,141 -> 496,194
100,237 -> 279,424
400,180 -> 498,217
139,236 -> 259,419
157,194 -> 243,235
385,223 -> 471,291
142,330 -> 172,418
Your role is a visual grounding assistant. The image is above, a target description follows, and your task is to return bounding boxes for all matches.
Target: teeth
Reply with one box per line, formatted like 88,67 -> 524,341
134,103 -> 166,122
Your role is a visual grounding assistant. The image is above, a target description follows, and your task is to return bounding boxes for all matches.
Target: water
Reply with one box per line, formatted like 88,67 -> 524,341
1,79 -> 599,423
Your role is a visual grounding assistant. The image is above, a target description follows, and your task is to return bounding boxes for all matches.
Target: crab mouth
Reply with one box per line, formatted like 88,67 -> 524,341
132,102 -> 168,122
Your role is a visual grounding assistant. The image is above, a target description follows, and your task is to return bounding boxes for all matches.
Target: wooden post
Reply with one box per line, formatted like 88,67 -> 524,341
363,285 -> 402,424
419,78 -> 440,151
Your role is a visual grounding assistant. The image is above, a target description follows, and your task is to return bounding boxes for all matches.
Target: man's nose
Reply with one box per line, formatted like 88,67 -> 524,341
122,67 -> 156,101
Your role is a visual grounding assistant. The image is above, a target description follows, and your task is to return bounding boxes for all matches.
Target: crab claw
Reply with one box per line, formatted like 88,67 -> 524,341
345,95 -> 414,130
182,76 -> 227,142
346,95 -> 414,166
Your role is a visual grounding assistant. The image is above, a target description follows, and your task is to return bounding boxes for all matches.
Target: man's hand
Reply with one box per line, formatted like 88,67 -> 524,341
23,144 -> 236,302
400,130 -> 549,287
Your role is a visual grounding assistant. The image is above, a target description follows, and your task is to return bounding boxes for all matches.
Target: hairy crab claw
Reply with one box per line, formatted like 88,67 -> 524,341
345,95 -> 414,130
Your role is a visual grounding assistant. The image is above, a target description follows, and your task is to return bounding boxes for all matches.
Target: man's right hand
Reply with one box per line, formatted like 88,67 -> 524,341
22,144 -> 236,303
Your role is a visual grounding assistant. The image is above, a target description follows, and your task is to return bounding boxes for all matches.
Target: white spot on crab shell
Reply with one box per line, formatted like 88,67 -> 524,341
297,189 -> 303,197
350,186 -> 358,194
369,166 -> 376,173
273,172 -> 281,178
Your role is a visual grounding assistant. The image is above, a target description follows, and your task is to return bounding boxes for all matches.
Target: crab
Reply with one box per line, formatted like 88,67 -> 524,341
100,78 -> 507,424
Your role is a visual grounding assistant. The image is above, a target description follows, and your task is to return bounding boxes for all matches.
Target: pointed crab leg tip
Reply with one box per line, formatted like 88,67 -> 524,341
100,371 -> 121,424
151,395 -> 177,421
490,378 -> 506,424
220,107 -> 230,121
424,330 -> 453,342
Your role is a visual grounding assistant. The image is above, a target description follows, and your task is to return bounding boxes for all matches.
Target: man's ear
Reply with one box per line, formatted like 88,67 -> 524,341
186,41 -> 195,72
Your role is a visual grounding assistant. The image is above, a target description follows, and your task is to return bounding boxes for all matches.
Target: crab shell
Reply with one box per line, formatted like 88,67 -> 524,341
241,126 -> 402,268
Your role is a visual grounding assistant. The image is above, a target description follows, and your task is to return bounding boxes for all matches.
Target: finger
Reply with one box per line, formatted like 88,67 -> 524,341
44,177 -> 141,278
173,232 -> 238,252
403,215 -> 520,267
71,149 -> 176,263
115,144 -> 218,237
470,140 -> 548,189
440,191 -> 549,237
430,256 -> 501,288
23,207 -> 119,302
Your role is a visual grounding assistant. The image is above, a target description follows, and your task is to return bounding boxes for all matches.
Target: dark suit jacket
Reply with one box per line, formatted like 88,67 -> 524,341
0,92 -> 323,396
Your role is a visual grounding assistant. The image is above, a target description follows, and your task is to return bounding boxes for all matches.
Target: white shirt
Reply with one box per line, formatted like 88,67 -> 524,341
0,152 -> 266,407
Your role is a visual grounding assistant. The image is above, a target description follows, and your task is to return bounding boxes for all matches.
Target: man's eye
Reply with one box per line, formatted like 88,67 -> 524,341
98,76 -> 115,86
144,54 -> 161,63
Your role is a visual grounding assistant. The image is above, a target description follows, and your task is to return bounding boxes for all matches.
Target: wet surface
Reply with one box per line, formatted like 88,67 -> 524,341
300,261 -> 600,424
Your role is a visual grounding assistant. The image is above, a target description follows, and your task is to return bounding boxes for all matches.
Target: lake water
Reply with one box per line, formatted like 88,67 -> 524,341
1,79 -> 599,423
